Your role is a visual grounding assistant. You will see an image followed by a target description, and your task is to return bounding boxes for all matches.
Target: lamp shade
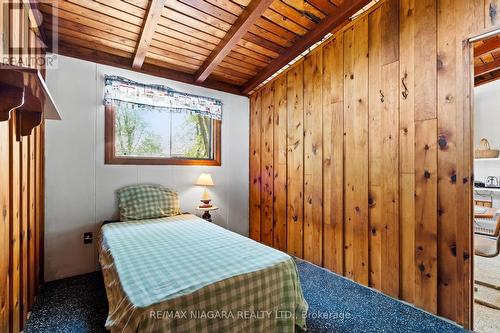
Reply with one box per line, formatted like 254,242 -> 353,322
195,173 -> 214,186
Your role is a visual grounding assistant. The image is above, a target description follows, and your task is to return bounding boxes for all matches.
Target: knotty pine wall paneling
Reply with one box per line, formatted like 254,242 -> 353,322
0,2 -> 46,332
249,0 -> 499,328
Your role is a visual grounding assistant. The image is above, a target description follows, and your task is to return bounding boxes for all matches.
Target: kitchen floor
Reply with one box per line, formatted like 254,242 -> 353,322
474,254 -> 500,333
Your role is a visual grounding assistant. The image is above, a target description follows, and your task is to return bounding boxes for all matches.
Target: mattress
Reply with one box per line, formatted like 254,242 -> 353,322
99,214 -> 308,332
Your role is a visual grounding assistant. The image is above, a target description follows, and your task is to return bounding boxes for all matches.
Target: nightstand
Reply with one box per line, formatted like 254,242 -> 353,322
196,206 -> 219,222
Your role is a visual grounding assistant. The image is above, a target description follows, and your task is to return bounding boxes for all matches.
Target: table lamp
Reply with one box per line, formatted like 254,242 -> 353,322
195,173 -> 214,208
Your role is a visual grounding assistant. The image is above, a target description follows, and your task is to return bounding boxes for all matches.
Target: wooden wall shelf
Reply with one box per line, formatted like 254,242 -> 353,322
0,65 -> 60,138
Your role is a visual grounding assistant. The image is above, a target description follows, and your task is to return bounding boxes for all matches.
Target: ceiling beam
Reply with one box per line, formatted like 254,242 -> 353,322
52,40 -> 243,95
474,37 -> 500,57
475,57 -> 500,77
132,0 -> 166,70
475,70 -> 500,87
241,0 -> 371,94
194,0 -> 274,83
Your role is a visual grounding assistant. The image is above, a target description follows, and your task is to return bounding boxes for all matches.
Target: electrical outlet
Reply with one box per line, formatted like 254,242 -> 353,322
83,232 -> 93,244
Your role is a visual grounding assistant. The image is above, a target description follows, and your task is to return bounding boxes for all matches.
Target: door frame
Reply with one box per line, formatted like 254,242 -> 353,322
463,26 -> 500,330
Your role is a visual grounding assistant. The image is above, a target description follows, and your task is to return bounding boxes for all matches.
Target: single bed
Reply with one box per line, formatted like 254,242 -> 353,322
99,214 -> 308,333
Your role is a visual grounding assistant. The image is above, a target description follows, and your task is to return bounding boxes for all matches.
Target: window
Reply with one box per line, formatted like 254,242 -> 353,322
104,76 -> 221,166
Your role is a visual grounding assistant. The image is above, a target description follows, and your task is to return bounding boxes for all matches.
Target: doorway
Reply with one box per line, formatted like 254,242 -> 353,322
470,29 -> 500,333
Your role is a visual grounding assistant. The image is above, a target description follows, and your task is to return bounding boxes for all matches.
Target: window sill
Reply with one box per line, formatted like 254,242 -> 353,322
104,156 -> 221,166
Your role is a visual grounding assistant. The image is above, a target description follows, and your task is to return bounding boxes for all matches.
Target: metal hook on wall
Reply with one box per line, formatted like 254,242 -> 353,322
401,73 -> 409,100
379,90 -> 384,103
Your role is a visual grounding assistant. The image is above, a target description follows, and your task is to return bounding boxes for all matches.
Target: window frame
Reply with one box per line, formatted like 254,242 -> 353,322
104,106 -> 221,166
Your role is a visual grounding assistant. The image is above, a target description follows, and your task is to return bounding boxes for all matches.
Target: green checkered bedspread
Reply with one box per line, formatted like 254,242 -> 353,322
99,214 -> 308,333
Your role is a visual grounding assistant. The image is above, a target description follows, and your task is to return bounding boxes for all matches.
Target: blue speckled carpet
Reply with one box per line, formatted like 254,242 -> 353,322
25,273 -> 108,333
26,259 -> 465,333
295,259 -> 465,333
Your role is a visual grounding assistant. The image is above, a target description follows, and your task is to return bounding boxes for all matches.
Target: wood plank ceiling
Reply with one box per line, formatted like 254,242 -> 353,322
474,33 -> 500,86
38,0 -> 371,95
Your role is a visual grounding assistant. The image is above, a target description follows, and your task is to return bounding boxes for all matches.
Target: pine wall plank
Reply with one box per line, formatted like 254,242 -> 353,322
380,0 -> 400,298
261,84 -> 274,246
248,0 -> 498,328
322,35 -> 344,275
35,127 -> 41,293
0,119 -> 10,333
20,138 -> 29,324
286,63 -> 304,257
380,61 -> 400,298
437,0 -> 458,319
9,114 -> 21,333
273,76 -> 287,252
249,93 -> 262,242
413,0 -> 438,314
368,6 -> 383,291
399,0 -> 416,304
343,16 -> 369,286
303,49 -> 323,266
28,136 -> 36,310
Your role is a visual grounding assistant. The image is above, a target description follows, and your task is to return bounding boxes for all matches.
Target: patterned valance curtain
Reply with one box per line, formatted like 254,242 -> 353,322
103,75 -> 222,121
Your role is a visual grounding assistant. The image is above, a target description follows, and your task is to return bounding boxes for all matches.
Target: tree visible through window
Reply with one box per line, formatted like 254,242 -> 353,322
115,108 -> 164,157
106,106 -> 220,165
114,108 -> 212,159
103,75 -> 221,166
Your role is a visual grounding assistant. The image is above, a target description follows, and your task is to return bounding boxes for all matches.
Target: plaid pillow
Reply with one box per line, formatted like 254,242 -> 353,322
117,185 -> 180,221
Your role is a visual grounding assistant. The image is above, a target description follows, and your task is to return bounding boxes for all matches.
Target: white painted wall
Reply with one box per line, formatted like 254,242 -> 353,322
474,79 -> 500,206
45,55 -> 249,282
